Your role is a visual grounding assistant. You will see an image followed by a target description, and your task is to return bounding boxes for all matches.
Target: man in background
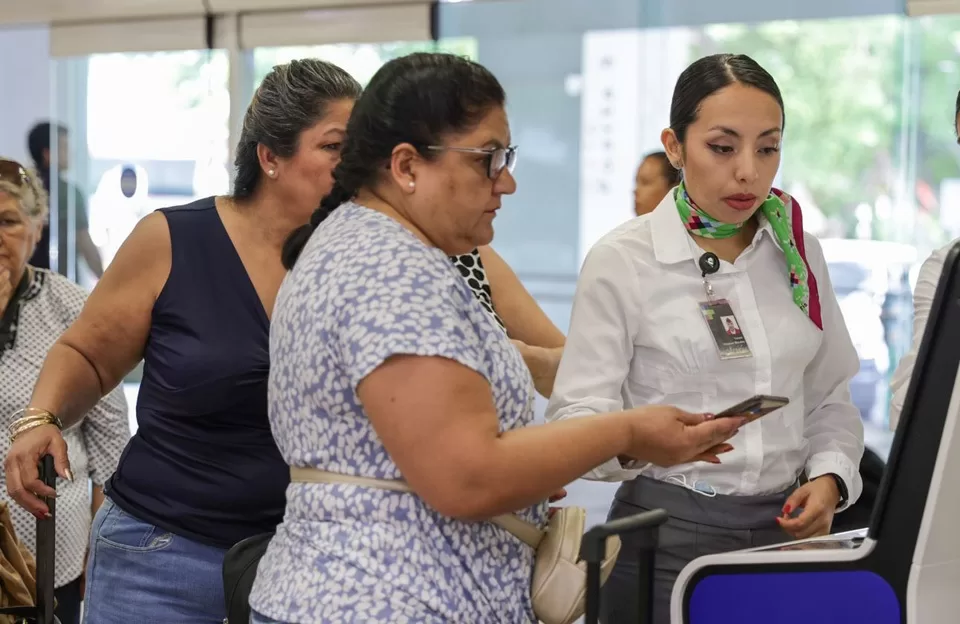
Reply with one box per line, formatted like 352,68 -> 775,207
27,122 -> 103,279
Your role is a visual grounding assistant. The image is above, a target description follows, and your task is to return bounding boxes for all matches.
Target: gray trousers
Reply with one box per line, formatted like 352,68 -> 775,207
600,477 -> 794,624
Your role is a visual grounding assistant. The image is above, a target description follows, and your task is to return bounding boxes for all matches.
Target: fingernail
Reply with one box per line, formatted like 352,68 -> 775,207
44,512 -> 52,520
783,505 -> 792,514
704,413 -> 716,420
65,469 -> 74,482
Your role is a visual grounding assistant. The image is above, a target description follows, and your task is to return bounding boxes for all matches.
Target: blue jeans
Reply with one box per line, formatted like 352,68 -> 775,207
82,497 -> 227,624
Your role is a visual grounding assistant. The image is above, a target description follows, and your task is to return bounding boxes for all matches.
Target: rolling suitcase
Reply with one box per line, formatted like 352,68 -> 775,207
0,455 -> 59,624
581,508 -> 668,624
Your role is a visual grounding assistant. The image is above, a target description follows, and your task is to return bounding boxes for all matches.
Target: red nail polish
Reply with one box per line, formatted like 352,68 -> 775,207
783,505 -> 792,515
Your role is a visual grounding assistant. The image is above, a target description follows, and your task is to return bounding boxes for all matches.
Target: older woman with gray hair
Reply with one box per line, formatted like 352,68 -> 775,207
0,157 -> 129,624
3,59 -> 363,623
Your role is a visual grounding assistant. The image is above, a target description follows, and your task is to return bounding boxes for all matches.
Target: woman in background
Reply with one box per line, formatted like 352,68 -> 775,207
634,150 -> 681,216
888,90 -> 960,430
0,157 -> 128,624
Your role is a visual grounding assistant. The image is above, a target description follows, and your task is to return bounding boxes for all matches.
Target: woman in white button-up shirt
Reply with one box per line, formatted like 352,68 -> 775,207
546,54 -> 865,624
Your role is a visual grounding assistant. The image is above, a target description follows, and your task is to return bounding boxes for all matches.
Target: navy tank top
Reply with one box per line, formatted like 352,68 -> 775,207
106,197 -> 288,548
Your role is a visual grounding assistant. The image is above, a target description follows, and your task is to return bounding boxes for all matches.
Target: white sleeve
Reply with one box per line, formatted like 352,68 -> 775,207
801,238 -> 865,511
545,241 -> 644,482
888,246 -> 949,431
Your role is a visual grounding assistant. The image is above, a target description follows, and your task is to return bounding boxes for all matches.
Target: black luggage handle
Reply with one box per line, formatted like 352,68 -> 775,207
581,508 -> 668,624
0,455 -> 58,624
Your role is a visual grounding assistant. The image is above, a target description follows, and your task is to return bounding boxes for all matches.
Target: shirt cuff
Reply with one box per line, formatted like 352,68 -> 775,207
806,452 -> 860,512
582,456 -> 647,482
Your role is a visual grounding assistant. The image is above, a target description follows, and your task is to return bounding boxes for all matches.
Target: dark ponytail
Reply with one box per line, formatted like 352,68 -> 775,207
281,177 -> 357,269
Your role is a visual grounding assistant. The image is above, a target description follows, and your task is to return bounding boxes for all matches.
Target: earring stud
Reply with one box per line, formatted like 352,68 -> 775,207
408,181 -> 415,188
268,169 -> 276,177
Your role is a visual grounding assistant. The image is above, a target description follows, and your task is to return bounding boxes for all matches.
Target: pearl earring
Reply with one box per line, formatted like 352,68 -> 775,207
268,169 -> 276,177
408,181 -> 415,189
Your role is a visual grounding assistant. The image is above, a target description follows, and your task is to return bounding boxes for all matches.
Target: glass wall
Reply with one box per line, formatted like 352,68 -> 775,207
51,50 -> 229,286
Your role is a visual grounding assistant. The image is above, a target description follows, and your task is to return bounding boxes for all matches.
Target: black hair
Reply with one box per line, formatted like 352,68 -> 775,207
282,52 -> 506,269
643,150 -> 682,186
26,121 -> 67,187
232,59 -> 361,199
669,53 -> 784,143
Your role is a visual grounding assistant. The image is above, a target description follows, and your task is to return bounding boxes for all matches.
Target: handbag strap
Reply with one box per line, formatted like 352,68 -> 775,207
289,467 -> 544,548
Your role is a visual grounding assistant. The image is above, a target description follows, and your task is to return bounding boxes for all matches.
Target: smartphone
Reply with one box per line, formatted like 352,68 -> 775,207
715,395 -> 789,423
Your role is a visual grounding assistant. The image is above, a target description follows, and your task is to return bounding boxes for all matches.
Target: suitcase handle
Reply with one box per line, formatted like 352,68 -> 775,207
581,508 -> 668,624
36,455 -> 57,624
0,455 -> 57,624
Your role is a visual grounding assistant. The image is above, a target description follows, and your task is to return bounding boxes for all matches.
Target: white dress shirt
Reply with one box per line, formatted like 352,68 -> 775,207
545,193 -> 864,510
889,240 -> 957,430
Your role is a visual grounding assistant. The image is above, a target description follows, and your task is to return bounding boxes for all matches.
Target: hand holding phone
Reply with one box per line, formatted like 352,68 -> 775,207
715,395 -> 789,424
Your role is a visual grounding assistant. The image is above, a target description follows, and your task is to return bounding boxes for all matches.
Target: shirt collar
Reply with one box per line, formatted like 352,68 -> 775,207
650,189 -> 696,266
650,190 -> 781,267
0,268 -> 45,356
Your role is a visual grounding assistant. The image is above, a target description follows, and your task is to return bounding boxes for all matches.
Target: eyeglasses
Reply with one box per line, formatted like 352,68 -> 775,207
0,159 -> 29,191
427,145 -> 518,179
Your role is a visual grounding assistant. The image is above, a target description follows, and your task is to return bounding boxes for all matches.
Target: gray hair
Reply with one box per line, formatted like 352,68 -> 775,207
232,59 -> 362,198
0,157 -> 48,225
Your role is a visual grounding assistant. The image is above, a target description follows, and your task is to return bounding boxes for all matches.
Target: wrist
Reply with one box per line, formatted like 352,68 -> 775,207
604,411 -> 632,461
813,474 -> 843,506
8,408 -> 64,443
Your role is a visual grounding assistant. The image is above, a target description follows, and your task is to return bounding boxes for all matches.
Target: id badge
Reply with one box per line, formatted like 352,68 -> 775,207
699,299 -> 752,360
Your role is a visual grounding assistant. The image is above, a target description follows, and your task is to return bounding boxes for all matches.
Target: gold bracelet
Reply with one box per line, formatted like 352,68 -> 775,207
9,420 -> 50,443
8,408 -> 64,443
10,407 -> 62,423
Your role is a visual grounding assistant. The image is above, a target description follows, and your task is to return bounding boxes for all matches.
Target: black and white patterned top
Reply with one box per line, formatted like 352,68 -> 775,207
0,268 -> 130,588
451,249 -> 506,332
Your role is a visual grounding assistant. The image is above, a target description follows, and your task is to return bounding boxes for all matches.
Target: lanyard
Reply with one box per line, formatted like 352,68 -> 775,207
699,252 -> 720,301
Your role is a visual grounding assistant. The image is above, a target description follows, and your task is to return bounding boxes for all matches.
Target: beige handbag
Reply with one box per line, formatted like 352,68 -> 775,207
291,467 -> 620,624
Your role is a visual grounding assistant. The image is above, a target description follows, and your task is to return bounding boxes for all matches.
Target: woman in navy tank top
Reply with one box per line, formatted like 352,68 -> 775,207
2,59 -> 362,622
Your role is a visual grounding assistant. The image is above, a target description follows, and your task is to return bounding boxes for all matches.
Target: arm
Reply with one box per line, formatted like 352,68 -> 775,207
802,240 -> 865,512
77,229 -> 104,278
889,247 -> 946,430
6,212 -> 169,515
92,485 -> 105,514
477,245 -> 565,348
478,246 -> 565,397
345,259 -> 740,521
359,356 -> 638,520
544,242 -> 643,482
29,212 -> 168,426
74,189 -> 103,277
